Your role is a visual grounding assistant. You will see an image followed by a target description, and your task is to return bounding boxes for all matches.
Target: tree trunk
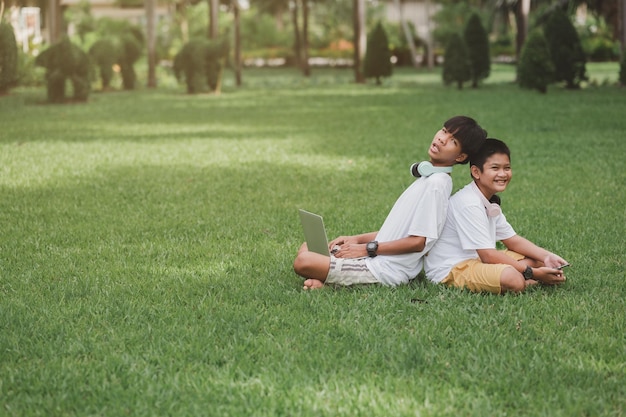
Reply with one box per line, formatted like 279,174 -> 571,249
208,0 -> 218,39
425,0 -> 434,69
234,0 -> 242,86
352,0 -> 365,83
302,0 -> 310,76
291,0 -> 301,69
395,0 -> 419,69
178,1 -> 189,44
515,0 -> 530,61
146,0 -> 157,88
620,0 -> 626,55
47,0 -> 63,43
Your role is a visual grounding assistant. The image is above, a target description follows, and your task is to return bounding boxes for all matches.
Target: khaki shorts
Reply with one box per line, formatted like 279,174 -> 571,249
441,250 -> 525,294
326,257 -> 380,287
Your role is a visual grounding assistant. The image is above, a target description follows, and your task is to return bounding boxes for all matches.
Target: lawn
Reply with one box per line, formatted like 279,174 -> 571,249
0,63 -> 624,417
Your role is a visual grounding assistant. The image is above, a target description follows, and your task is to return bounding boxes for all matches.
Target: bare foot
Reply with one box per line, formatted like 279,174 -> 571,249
303,279 -> 324,290
525,279 -> 540,288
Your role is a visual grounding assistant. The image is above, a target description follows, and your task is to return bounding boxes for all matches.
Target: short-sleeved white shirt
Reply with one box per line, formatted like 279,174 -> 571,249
424,182 -> 516,283
366,173 -> 452,286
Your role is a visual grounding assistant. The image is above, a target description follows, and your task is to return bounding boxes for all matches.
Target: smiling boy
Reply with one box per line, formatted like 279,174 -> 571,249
424,138 -> 568,294
293,116 -> 487,290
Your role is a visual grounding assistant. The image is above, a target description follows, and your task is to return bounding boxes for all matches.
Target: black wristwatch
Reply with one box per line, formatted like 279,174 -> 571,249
523,266 -> 534,280
366,241 -> 378,257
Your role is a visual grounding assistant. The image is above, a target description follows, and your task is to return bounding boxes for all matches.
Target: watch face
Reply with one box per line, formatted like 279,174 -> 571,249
367,241 -> 378,256
523,266 -> 533,279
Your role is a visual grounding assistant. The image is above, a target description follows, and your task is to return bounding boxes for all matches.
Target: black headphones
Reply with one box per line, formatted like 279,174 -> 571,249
410,161 -> 453,178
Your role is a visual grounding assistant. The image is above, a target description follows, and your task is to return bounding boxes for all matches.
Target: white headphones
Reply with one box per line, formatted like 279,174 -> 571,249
470,182 -> 501,217
410,161 -> 453,178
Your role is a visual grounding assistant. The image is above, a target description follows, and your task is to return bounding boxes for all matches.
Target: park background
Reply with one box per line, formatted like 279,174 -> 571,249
1,0 -> 626,416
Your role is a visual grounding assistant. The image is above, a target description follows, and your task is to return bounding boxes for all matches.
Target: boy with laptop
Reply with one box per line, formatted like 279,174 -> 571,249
293,116 -> 488,289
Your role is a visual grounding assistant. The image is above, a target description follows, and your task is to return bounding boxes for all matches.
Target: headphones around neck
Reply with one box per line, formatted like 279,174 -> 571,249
470,182 -> 502,217
410,161 -> 453,178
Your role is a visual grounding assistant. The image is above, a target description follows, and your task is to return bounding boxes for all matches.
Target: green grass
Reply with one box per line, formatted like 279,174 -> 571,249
1,63 -> 625,417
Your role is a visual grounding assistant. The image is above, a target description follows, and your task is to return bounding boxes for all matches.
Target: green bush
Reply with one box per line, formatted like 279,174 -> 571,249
35,37 -> 91,103
173,37 -> 229,94
518,30 -> 555,94
578,14 -> 619,62
544,10 -> 587,89
92,18 -> 143,90
16,50 -> 45,86
119,26 -> 144,90
89,39 -> 117,90
442,33 -> 470,89
463,13 -> 490,88
363,22 -> 392,85
490,34 -> 515,58
0,20 -> 19,94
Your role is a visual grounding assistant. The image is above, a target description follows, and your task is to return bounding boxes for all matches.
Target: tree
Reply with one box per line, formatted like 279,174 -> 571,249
515,0 -> 530,61
233,0 -> 242,86
173,37 -> 229,94
291,0 -> 302,68
353,0 -> 365,83
363,22 -> 392,85
0,20 -> 18,95
518,29 -> 554,93
301,0 -> 310,76
394,0 -> 419,69
463,13 -> 490,88
209,0 -> 219,39
442,33 -> 470,90
543,9 -> 587,89
145,0 -> 157,88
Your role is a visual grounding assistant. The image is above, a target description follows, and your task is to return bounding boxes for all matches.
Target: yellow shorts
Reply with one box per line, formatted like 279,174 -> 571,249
441,250 -> 525,294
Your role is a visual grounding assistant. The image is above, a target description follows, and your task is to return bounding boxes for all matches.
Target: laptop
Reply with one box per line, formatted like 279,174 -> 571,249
298,209 -> 331,256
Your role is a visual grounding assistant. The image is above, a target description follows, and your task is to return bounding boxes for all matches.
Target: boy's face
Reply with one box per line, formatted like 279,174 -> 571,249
428,127 -> 468,166
471,152 -> 512,197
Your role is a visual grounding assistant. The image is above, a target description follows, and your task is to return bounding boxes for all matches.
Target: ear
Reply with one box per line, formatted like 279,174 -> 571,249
455,153 -> 468,164
470,164 -> 481,180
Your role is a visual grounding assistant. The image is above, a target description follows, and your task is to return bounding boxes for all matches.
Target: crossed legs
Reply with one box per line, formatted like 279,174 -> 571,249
293,243 -> 331,290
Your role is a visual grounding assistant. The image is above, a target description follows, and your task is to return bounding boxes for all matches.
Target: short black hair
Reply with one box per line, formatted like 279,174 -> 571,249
470,138 -> 511,172
443,116 -> 488,164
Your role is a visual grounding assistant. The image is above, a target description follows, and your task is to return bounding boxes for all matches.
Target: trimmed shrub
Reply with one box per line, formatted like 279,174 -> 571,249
518,30 -> 554,94
363,22 -> 392,85
463,13 -> 490,88
543,10 -> 587,89
118,27 -> 144,90
174,37 -> 229,94
442,33 -> 470,89
0,20 -> 19,94
35,37 -> 91,103
87,19 -> 144,90
89,39 -> 117,90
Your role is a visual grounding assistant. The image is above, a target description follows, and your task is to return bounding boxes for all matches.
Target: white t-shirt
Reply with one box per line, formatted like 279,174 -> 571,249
365,172 -> 452,286
425,182 -> 516,283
